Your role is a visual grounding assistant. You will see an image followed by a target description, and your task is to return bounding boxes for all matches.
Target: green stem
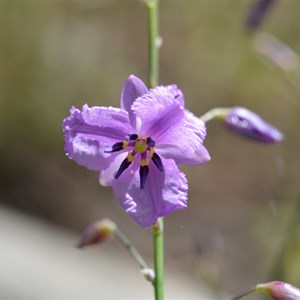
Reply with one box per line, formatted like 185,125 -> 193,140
147,0 -> 159,88
146,0 -> 163,298
152,218 -> 164,300
200,107 -> 229,123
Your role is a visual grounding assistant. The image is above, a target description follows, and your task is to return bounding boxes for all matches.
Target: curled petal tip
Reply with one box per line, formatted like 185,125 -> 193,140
121,75 -> 148,109
120,74 -> 148,129
225,107 -> 284,144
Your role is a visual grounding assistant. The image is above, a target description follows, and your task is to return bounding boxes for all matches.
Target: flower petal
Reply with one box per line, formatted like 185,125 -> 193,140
111,157 -> 188,228
63,105 -> 132,171
120,75 -> 148,130
132,86 -> 210,164
132,85 -> 183,137
156,143 -> 210,165
99,152 -> 129,186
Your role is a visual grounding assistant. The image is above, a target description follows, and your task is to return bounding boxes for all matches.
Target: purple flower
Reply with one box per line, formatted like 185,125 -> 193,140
63,75 -> 210,228
225,107 -> 283,143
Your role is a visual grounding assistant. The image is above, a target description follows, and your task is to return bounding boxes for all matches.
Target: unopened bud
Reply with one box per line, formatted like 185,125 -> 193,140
225,107 -> 283,143
256,281 -> 300,300
77,219 -> 117,248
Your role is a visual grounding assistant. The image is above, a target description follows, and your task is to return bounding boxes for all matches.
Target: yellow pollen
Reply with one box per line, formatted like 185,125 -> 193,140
149,147 -> 155,158
127,152 -> 135,162
139,159 -> 150,166
122,140 -> 129,149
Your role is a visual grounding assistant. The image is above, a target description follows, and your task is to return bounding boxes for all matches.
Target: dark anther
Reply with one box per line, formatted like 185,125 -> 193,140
114,157 -> 133,179
151,153 -> 164,172
128,134 -> 138,141
139,165 -> 149,189
104,142 -> 124,153
146,137 -> 155,147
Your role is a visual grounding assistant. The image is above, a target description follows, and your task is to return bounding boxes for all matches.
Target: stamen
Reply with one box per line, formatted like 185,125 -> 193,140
151,152 -> 164,172
146,137 -> 155,147
139,165 -> 149,189
127,133 -> 138,141
104,141 -> 128,153
114,152 -> 135,179
108,134 -> 163,187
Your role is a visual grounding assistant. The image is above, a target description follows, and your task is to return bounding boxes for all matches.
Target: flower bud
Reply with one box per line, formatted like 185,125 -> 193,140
256,281 -> 300,300
77,219 -> 117,248
225,107 -> 283,143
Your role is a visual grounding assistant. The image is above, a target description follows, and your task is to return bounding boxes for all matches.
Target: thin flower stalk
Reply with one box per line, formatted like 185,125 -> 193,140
113,227 -> 150,272
147,0 -> 159,88
147,0 -> 163,298
152,218 -> 164,300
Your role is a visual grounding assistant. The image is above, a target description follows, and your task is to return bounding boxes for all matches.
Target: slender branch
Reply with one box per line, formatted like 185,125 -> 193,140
230,287 -> 256,300
200,107 -> 229,123
113,228 -> 149,270
152,218 -> 164,300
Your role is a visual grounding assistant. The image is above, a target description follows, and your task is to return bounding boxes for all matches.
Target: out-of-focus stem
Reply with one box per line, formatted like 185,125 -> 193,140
230,287 -> 256,300
201,108 -> 229,123
146,0 -> 164,298
114,228 -> 149,270
147,0 -> 159,88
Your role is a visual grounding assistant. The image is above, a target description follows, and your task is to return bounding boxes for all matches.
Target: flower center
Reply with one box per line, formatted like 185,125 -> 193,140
134,139 -> 148,154
105,134 -> 164,189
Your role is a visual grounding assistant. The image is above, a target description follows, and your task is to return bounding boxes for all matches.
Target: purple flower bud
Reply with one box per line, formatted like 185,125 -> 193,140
256,281 -> 300,300
225,107 -> 283,143
77,219 -> 116,248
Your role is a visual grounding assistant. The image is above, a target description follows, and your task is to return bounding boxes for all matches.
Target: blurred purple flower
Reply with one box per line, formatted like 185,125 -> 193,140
246,0 -> 277,30
254,32 -> 299,72
63,75 -> 210,228
256,281 -> 300,300
225,107 -> 283,143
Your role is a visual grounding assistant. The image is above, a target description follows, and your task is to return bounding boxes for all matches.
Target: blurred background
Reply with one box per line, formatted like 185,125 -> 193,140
0,0 -> 300,299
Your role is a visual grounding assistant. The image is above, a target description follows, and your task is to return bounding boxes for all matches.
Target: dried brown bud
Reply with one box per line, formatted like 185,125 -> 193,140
77,219 -> 117,248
